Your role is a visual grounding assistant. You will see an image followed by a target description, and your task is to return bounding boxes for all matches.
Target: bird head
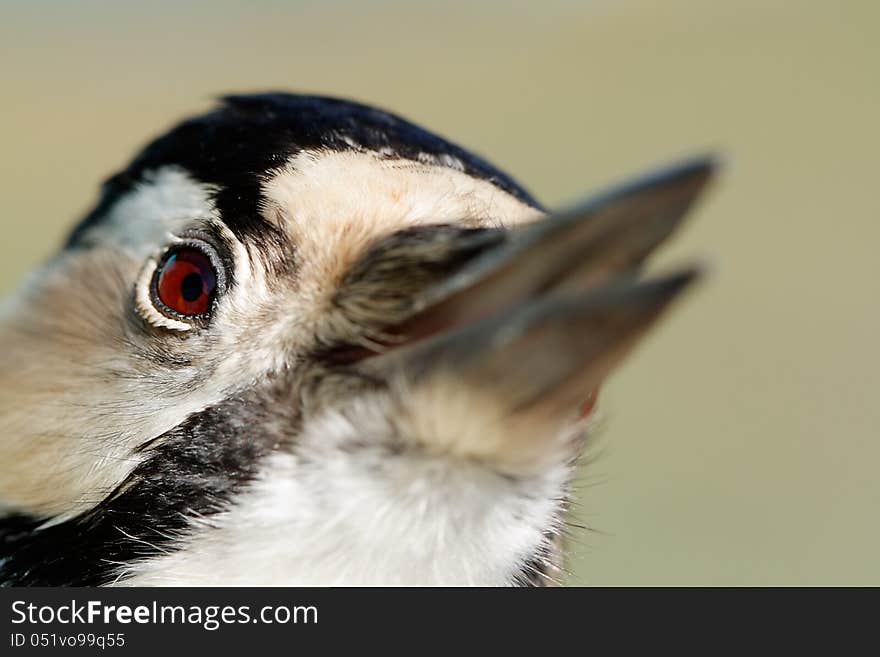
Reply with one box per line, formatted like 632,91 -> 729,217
0,94 -> 714,585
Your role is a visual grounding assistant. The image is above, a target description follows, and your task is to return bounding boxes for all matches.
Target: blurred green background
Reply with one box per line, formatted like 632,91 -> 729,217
2,0 -> 878,584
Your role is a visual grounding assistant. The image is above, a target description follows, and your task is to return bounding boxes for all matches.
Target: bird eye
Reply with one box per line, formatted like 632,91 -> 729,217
151,244 -> 220,320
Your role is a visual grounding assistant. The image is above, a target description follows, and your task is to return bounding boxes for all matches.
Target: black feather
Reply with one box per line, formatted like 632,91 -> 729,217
0,380 -> 299,586
66,93 -> 541,249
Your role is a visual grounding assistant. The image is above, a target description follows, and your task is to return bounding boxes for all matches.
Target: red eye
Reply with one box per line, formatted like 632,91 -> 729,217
153,247 -> 218,317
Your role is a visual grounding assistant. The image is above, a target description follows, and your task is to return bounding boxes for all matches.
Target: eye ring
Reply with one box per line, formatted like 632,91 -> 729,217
149,238 -> 227,325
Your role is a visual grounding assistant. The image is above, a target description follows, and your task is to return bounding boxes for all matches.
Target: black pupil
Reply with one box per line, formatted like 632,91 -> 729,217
181,272 -> 204,302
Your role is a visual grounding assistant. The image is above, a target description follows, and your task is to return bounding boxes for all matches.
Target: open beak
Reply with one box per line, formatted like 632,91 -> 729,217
349,155 -> 717,417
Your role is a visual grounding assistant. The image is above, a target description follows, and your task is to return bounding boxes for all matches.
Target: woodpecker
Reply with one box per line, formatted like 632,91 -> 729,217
0,93 -> 714,586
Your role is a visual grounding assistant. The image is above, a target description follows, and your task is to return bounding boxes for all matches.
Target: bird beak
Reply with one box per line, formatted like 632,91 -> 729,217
344,155 -> 717,417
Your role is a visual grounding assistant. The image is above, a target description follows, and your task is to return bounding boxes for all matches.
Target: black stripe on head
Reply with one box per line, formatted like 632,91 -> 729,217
66,93 -> 542,249
0,378 -> 299,586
